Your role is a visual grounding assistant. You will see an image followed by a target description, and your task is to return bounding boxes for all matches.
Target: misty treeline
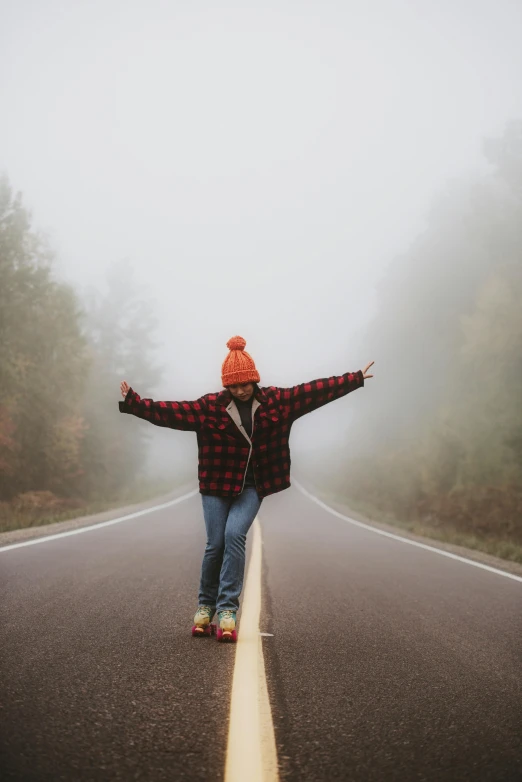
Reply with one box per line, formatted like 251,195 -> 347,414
315,120 -> 522,552
0,174 -> 161,521
1,120 -> 520,552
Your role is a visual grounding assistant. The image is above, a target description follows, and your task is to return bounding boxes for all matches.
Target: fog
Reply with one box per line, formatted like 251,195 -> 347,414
1,0 -> 521,493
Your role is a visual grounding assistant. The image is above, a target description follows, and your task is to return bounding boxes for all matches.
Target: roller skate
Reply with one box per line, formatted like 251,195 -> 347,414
216,610 -> 238,643
191,605 -> 216,637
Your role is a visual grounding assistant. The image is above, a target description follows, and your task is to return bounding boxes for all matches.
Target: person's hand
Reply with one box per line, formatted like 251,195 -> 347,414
362,361 -> 374,379
120,380 -> 131,399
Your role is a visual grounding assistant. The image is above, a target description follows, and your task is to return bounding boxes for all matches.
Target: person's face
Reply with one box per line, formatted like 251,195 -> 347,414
227,383 -> 255,402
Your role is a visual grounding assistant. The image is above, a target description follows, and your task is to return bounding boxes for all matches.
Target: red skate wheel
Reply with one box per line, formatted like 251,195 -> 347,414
216,628 -> 238,643
192,624 -> 214,637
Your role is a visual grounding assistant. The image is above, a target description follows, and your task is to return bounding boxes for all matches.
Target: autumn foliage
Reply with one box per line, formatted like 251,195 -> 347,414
311,121 -> 522,555
0,174 -> 160,524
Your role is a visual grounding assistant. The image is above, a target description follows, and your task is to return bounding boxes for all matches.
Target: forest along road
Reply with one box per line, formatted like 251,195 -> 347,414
1,487 -> 521,782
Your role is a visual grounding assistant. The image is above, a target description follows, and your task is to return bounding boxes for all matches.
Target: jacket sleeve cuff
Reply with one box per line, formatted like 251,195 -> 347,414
118,387 -> 134,413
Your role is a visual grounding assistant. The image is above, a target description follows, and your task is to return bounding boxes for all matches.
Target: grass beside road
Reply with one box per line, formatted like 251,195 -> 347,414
0,479 -> 185,535
315,492 -> 522,566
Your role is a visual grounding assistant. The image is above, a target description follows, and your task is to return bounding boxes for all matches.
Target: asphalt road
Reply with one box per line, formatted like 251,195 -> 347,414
0,492 -> 241,782
260,488 -> 522,782
1,486 -> 521,781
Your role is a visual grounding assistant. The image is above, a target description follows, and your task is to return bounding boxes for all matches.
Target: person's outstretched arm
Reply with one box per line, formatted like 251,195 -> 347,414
118,381 -> 205,431
277,361 -> 374,421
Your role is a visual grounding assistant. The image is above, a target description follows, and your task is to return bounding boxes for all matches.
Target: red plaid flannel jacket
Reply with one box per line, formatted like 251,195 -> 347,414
119,370 -> 364,498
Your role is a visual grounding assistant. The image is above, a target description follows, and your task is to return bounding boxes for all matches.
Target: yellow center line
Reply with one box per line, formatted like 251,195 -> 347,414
224,517 -> 280,782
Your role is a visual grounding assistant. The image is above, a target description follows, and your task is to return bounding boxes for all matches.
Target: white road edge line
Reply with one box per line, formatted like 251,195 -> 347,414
294,480 -> 522,584
225,517 -> 280,782
0,490 -> 199,553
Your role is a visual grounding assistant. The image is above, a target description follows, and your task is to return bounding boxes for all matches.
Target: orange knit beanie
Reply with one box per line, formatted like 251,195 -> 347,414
221,336 -> 260,387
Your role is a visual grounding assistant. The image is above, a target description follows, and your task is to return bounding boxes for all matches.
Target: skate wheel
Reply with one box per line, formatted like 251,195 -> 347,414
216,628 -> 238,643
192,623 -> 215,637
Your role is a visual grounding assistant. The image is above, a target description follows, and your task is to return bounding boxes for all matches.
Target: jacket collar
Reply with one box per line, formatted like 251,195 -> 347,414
216,383 -> 268,408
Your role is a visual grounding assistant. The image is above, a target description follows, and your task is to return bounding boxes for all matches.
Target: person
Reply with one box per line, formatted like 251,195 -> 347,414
119,336 -> 374,641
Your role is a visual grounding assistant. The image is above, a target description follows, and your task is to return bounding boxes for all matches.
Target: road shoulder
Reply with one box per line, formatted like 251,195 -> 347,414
305,488 -> 522,579
0,483 -> 198,548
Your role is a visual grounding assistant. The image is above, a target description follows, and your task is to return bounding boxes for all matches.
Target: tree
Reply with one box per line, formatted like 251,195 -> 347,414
79,261 -> 162,498
318,120 -> 522,543
0,174 -> 88,499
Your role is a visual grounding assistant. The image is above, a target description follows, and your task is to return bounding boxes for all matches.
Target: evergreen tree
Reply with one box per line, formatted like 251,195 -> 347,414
0,175 -> 88,499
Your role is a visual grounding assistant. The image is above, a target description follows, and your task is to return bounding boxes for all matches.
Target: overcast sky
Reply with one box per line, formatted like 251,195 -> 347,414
1,0 -> 521,466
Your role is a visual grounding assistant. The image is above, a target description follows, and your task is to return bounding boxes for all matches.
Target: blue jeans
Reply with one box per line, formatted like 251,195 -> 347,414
198,486 -> 262,614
